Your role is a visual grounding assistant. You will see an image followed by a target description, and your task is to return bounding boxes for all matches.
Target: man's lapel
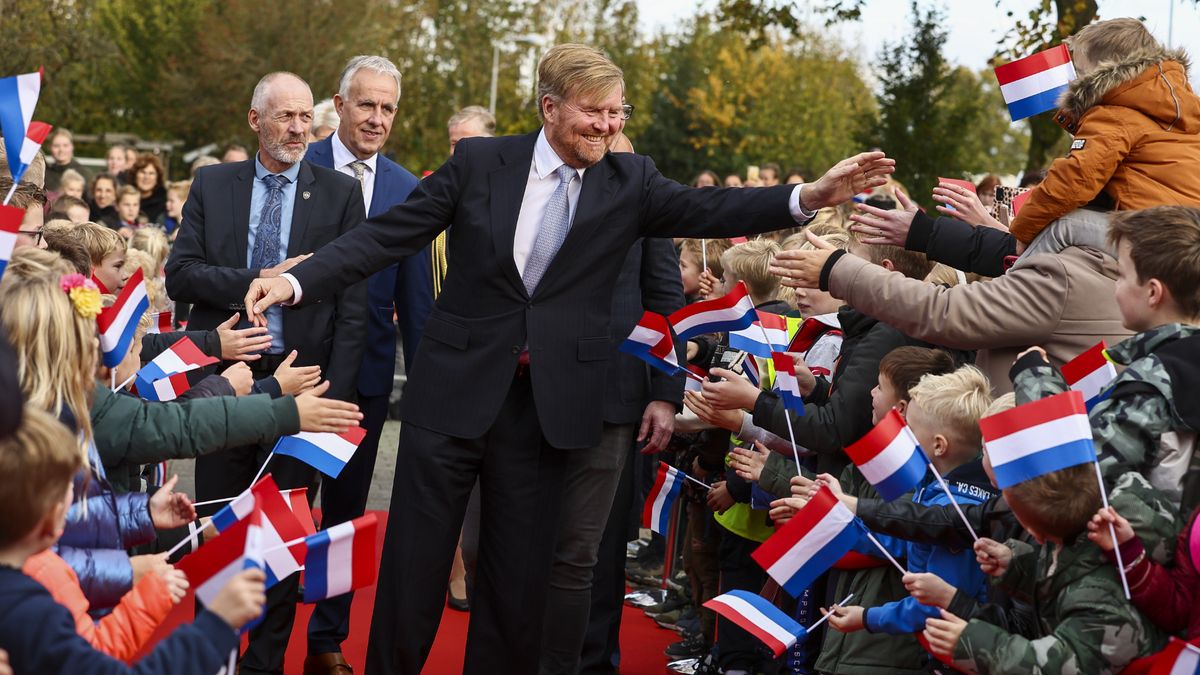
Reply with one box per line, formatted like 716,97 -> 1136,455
287,161 -> 316,256
489,133 -> 537,296
536,155 -> 619,292
232,161 -> 255,264
370,160 -> 393,219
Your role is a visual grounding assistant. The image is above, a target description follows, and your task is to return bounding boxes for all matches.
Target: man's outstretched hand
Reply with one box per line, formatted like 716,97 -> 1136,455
803,151 -> 896,210
244,277 -> 296,328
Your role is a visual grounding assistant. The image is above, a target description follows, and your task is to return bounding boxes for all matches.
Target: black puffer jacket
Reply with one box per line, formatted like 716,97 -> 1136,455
905,209 -> 1016,278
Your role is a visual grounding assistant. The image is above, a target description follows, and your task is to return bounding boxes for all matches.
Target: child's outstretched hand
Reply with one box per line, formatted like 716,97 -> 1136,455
221,362 -> 254,396
273,350 -> 321,396
706,482 -> 735,514
974,538 -> 1012,577
215,313 -> 272,361
769,496 -> 807,524
904,572 -> 955,608
729,442 -> 768,482
159,566 -> 189,604
149,475 -> 196,529
923,609 -> 968,659
295,381 -> 363,433
698,269 -> 723,300
1087,506 -> 1135,552
822,605 -> 866,633
789,473 -> 817,498
207,568 -> 267,630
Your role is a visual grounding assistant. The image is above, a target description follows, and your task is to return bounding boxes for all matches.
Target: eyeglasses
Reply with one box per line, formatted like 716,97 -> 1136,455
18,228 -> 43,245
566,102 -> 635,121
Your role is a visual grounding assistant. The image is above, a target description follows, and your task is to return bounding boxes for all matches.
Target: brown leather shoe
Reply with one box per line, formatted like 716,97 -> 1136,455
303,652 -> 354,675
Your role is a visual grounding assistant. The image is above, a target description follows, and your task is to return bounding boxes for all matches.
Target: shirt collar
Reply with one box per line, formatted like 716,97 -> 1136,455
533,128 -> 586,181
254,152 -> 302,183
331,131 -> 377,174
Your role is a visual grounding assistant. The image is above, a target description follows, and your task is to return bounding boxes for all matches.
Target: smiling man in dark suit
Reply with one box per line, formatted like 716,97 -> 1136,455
301,55 -> 432,675
166,71 -> 366,675
244,44 -> 894,675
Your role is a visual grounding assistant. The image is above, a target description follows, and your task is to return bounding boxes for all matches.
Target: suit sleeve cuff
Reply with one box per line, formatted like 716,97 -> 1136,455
789,184 -> 817,223
280,272 -> 303,305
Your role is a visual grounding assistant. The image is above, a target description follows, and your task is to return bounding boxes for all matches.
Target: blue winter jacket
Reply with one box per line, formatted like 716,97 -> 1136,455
56,441 -> 157,611
855,458 -> 997,634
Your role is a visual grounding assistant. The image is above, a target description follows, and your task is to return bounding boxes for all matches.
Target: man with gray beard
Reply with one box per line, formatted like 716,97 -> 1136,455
166,71 -> 367,675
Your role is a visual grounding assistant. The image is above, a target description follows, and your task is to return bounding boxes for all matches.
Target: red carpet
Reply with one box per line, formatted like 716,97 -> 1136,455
146,510 -> 678,673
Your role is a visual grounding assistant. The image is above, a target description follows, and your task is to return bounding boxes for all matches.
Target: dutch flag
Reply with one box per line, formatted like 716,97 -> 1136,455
995,44 -> 1076,121
273,427 -> 367,479
0,69 -> 46,185
845,409 -> 929,502
704,590 -> 806,657
730,311 -> 789,358
0,203 -> 20,282
980,390 -> 1096,489
642,461 -> 685,535
97,268 -> 149,368
136,335 -> 218,382
146,310 -> 174,335
1149,638 -> 1200,675
1060,341 -> 1118,411
302,513 -> 379,603
209,474 -> 309,586
668,281 -> 757,340
752,485 -> 860,597
771,352 -> 806,415
134,372 -> 191,402
619,311 -> 684,376
176,504 -> 265,608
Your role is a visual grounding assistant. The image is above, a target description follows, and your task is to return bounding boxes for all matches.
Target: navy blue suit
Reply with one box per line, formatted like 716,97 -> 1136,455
302,136 -> 432,656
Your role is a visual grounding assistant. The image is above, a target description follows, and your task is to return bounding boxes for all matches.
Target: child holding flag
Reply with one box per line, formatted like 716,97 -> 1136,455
0,405 -> 267,673
76,221 -> 131,294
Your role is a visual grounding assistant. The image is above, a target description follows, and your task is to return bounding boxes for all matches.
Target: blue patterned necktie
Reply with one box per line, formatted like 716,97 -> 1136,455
523,164 -> 578,295
250,174 -> 289,271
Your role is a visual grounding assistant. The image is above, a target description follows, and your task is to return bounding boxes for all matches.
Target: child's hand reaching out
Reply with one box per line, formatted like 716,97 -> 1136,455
273,350 -> 321,396
903,572 -> 955,608
1087,506 -> 1135,552
974,538 -> 1012,577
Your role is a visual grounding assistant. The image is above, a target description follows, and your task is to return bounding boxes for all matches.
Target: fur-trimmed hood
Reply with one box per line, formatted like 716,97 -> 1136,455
1057,46 -> 1199,132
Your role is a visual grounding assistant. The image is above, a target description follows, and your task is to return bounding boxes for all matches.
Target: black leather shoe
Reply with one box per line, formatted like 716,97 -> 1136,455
447,591 -> 470,612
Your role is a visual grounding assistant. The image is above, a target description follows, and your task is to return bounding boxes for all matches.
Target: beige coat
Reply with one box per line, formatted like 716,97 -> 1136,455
826,247 -> 1131,394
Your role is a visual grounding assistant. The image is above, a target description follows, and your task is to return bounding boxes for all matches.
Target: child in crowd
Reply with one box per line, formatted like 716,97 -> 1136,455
41,220 -> 95,275
57,168 -> 88,201
115,186 -> 143,237
129,223 -> 171,276
677,238 -> 730,301
0,404 -> 265,673
53,195 -> 93,224
821,366 -> 996,645
156,180 -> 190,236
1008,19 -> 1200,247
75,221 -> 130,294
91,174 -> 120,228
124,249 -> 169,313
923,463 -> 1165,674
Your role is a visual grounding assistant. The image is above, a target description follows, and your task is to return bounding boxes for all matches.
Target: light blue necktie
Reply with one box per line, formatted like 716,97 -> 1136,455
250,174 -> 288,271
523,165 -> 577,295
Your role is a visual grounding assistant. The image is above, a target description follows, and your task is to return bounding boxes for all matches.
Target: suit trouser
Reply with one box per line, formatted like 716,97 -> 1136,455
538,422 -> 633,675
716,530 -> 769,670
194,360 -> 319,675
307,391 -> 389,654
365,373 -> 568,675
577,433 -> 639,674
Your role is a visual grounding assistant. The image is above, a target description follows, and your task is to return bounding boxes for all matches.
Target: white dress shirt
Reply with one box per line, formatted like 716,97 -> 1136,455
331,131 -> 377,214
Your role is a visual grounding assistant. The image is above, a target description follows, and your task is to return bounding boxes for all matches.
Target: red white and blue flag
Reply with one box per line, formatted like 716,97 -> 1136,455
730,311 -> 789,358
146,310 -> 173,334
1061,341 -> 1118,411
210,474 -> 308,586
642,461 -> 686,535
97,267 -> 149,368
669,281 -> 757,340
0,69 -> 47,186
135,335 -> 217,382
1150,637 -> 1200,675
771,352 -> 806,415
742,356 -> 760,388
177,504 -> 265,608
273,427 -> 367,479
704,590 -> 806,657
752,485 -> 860,597
620,311 -> 683,376
302,513 -> 378,603
845,409 -> 929,502
0,204 -> 21,282
995,44 -> 1076,121
980,390 -> 1096,489
134,372 -> 191,402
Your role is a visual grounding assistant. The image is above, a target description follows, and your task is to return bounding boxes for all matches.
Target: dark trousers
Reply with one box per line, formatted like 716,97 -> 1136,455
365,374 -> 569,675
716,530 -> 769,670
577,434 -> 638,675
194,361 -> 319,675
306,392 -> 389,654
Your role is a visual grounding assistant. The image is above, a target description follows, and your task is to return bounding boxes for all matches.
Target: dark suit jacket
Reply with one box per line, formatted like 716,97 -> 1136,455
288,130 -> 796,448
303,137 -> 433,398
165,159 -> 367,402
603,238 -> 686,426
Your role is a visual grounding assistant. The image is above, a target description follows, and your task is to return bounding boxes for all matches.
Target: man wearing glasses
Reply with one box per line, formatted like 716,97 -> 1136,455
244,43 -> 894,675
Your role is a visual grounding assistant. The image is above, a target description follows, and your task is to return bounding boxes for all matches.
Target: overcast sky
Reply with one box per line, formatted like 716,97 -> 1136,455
635,0 -> 1199,84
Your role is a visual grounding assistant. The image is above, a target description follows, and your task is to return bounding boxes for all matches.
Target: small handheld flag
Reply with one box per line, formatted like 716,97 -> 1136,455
1149,637 -> 1200,675
1060,341 -> 1117,411
209,474 -> 309,586
133,335 -> 218,396
845,409 -> 927,502
730,311 -> 789,358
273,427 -> 367,479
668,280 -> 757,340
620,311 -> 685,376
979,390 -> 1095,489
134,372 -> 191,402
176,506 -> 265,607
146,310 -> 174,334
770,353 -> 806,416
97,268 -> 149,368
302,513 -> 378,603
642,462 -> 686,535
704,590 -> 806,657
0,204 -> 21,282
752,485 -> 861,597
0,69 -> 45,190
995,44 -> 1076,121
